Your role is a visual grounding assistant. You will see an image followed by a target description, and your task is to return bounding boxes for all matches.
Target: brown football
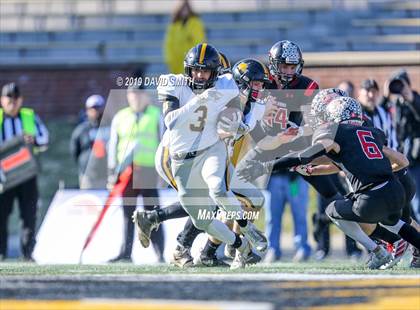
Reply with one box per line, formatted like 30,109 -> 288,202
217,107 -> 243,139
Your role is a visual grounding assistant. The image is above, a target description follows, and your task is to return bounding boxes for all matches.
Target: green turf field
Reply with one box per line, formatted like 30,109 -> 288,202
1,260 -> 419,276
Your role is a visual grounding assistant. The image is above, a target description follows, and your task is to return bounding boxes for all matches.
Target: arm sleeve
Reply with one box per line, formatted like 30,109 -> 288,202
312,123 -> 337,145
163,92 -> 205,129
107,116 -> 119,171
164,86 -> 238,129
271,142 -> 329,173
34,114 -> 49,146
249,121 -> 267,142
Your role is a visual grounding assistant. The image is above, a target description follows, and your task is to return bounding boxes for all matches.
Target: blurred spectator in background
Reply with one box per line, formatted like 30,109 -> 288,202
382,70 -> 420,221
0,83 -> 49,261
337,80 -> 355,98
107,85 -> 164,262
264,173 -> 310,263
164,0 -> 206,73
359,78 -> 398,150
70,95 -> 109,189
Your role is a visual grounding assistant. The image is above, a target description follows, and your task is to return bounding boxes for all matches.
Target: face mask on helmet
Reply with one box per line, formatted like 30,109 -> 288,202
233,59 -> 269,103
185,65 -> 219,90
238,81 -> 264,102
269,41 -> 304,85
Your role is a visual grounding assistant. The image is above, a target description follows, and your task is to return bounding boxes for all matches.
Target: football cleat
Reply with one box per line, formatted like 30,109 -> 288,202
170,245 -> 194,268
132,209 -> 159,248
410,246 -> 420,268
239,222 -> 268,253
224,244 -> 235,260
366,245 -> 393,270
230,237 -> 251,270
193,250 -> 229,267
380,239 -> 409,270
245,250 -> 262,265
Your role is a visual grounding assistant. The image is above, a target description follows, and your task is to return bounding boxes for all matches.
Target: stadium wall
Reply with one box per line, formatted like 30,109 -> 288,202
0,65 -> 419,118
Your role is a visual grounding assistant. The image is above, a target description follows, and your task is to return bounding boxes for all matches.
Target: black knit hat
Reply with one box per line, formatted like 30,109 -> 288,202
1,83 -> 21,98
360,78 -> 379,91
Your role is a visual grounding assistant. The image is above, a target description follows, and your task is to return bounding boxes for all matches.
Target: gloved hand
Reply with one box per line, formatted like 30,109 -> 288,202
290,164 -> 313,176
217,111 -> 242,136
237,159 -> 272,182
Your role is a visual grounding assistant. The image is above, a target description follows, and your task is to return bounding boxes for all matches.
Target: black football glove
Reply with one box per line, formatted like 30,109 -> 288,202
237,159 -> 272,182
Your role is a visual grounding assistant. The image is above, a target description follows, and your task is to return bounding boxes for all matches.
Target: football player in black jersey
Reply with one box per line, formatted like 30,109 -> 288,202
238,97 -> 420,269
312,88 -> 417,267
243,41 -> 345,204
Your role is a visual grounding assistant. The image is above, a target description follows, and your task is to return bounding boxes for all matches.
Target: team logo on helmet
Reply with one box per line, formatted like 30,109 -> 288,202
233,58 -> 270,102
325,97 -> 363,124
281,41 -> 300,64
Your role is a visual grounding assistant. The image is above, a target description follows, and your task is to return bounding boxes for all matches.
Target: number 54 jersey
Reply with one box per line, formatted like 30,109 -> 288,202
157,73 -> 239,155
312,122 -> 394,192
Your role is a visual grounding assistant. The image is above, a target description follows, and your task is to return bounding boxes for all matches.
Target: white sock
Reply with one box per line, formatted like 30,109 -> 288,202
206,219 -> 236,245
331,217 -> 377,251
380,220 -> 404,235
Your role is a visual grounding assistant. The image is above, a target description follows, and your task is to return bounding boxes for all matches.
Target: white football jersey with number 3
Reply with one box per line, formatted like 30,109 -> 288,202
157,73 -> 238,155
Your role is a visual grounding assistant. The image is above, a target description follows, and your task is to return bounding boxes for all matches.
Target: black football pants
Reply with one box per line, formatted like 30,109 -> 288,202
0,177 -> 38,259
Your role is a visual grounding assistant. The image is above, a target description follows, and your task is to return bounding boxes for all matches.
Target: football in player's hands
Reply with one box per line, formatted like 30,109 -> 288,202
217,107 -> 243,139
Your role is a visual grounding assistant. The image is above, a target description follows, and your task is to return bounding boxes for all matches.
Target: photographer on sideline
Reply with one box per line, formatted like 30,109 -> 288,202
382,70 -> 420,220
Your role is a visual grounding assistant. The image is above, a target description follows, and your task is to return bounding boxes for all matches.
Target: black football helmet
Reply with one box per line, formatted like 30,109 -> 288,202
219,52 -> 231,75
184,43 -> 221,90
232,58 -> 270,102
268,40 -> 304,85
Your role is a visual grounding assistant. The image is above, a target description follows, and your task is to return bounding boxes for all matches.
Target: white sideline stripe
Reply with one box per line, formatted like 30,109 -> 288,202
85,299 -> 274,310
2,273 -> 419,282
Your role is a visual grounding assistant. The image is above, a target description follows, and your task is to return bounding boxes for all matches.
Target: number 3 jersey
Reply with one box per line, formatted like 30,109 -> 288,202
312,122 -> 394,192
157,73 -> 239,155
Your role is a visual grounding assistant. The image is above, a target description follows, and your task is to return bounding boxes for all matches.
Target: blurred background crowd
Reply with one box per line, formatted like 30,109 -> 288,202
0,0 -> 418,263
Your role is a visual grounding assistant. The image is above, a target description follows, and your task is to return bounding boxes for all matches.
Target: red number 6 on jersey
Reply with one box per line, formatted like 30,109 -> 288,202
356,130 -> 383,159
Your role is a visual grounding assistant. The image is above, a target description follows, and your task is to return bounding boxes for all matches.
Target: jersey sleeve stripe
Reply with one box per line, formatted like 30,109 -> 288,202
304,81 -> 318,97
159,94 -> 180,117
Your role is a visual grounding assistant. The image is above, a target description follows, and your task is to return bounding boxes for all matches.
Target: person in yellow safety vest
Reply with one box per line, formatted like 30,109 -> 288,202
0,83 -> 49,261
163,0 -> 206,74
107,85 -> 164,262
